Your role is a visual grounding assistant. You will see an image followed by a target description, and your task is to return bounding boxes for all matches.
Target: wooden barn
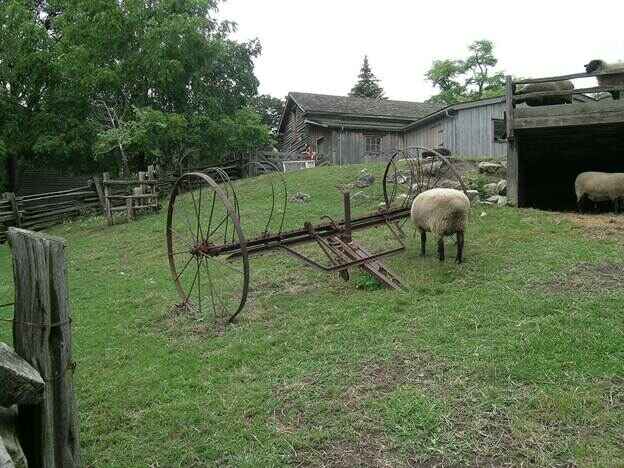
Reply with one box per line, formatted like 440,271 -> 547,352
278,92 -> 441,164
278,93 -> 516,162
505,72 -> 624,209
403,96 -> 508,158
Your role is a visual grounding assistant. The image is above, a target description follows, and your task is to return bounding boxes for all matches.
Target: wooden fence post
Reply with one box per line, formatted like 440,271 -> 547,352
8,227 -> 80,468
126,196 -> 134,221
102,173 -> 113,226
6,193 -> 21,227
93,177 -> 106,216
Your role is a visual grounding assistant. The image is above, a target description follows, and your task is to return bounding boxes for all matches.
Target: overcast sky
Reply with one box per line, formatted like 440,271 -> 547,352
219,0 -> 624,103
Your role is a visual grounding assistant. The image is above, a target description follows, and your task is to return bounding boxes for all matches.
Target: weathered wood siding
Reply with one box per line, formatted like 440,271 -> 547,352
280,106 -> 309,153
405,101 -> 507,158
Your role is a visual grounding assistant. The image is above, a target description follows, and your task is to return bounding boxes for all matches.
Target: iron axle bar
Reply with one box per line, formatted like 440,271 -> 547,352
219,207 -> 411,258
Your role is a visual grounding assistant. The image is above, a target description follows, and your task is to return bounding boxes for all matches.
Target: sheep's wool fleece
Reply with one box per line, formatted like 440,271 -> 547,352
575,172 -> 624,202
411,188 -> 470,236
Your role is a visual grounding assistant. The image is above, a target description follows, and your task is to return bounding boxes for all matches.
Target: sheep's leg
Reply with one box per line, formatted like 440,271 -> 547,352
420,229 -> 427,257
437,236 -> 445,262
456,231 -> 464,264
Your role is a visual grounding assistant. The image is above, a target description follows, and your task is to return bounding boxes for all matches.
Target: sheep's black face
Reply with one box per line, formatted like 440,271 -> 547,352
585,60 -> 603,73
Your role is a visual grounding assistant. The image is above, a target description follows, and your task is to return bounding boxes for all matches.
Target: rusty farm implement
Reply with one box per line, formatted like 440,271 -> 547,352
166,147 -> 467,326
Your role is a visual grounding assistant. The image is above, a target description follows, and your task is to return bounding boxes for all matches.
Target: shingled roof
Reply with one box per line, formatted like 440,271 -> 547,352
288,92 -> 442,120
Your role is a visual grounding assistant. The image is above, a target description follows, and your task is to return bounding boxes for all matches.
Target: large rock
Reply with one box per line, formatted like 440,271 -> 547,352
437,179 -> 462,190
0,342 -> 44,407
355,170 -> 375,188
466,190 -> 480,203
497,179 -> 507,196
484,195 -> 508,207
478,161 -> 506,176
484,183 -> 499,196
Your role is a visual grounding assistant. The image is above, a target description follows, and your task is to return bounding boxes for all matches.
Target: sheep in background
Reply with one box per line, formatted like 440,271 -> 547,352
575,171 -> 624,213
516,80 -> 574,106
411,188 -> 470,263
585,59 -> 624,100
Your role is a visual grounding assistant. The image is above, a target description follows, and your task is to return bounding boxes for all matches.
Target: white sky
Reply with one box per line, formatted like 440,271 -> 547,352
219,0 -> 624,103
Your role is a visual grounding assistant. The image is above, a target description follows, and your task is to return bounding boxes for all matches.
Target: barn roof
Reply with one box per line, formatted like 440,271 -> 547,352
288,92 -> 443,120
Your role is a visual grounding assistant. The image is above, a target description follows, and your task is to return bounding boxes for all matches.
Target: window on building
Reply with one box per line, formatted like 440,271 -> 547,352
365,135 -> 382,154
492,118 -> 506,142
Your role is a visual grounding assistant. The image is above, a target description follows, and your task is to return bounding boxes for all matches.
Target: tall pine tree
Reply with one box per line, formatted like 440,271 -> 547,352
349,56 -> 386,99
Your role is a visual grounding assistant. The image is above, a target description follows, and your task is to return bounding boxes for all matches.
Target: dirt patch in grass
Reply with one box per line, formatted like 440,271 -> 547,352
356,353 -> 451,394
543,261 -> 624,294
293,436 -> 402,468
561,212 -> 624,240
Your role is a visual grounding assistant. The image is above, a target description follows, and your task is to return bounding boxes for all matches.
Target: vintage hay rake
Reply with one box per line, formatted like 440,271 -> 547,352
166,147 -> 467,326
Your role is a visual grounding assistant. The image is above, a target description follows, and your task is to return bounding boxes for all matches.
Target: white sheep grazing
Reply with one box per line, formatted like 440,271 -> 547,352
411,188 -> 470,263
585,59 -> 624,100
575,171 -> 624,213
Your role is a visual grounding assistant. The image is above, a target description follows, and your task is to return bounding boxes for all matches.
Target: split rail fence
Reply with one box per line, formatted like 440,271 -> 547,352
0,161 -> 244,244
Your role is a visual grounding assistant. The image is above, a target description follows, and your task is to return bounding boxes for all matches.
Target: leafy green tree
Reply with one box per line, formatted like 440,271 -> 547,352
96,106 -> 271,172
251,95 -> 284,137
349,56 -> 386,99
425,40 -> 505,104
0,139 -> 7,191
424,59 -> 465,104
0,0 -> 269,180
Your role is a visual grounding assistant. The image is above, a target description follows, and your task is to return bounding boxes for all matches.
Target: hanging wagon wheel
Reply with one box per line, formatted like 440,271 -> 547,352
166,172 -> 249,324
382,146 -> 468,213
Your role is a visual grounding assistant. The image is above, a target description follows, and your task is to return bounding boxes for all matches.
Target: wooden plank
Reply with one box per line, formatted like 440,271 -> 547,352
507,140 -> 519,206
513,111 -> 624,130
514,69 -> 624,85
8,228 -> 80,468
103,179 -> 158,186
19,186 -> 92,200
0,342 -> 45,406
505,75 -> 515,142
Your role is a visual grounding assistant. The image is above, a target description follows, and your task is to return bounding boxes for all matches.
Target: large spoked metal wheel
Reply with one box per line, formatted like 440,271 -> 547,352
382,146 -> 468,211
166,172 -> 249,325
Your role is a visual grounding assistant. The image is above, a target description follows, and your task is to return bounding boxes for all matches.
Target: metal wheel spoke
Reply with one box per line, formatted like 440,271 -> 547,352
183,261 -> 200,305
203,254 -> 244,275
202,259 -> 218,316
174,255 -> 195,282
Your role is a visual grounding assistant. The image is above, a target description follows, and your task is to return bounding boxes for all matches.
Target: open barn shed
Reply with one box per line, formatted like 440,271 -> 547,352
506,74 -> 624,210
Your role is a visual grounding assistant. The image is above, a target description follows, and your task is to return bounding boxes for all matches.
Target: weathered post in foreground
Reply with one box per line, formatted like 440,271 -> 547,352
8,228 -> 80,468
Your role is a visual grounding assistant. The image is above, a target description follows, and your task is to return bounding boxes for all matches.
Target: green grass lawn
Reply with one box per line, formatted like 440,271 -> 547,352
1,164 -> 623,467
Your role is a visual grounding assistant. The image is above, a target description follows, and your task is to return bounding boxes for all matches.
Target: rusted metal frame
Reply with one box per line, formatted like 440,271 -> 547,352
222,207 -> 411,258
330,236 -> 405,290
280,242 -> 405,273
385,219 -> 407,247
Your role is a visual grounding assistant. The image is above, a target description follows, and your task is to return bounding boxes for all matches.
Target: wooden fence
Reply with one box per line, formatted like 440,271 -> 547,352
0,186 -> 101,244
0,160 -> 246,244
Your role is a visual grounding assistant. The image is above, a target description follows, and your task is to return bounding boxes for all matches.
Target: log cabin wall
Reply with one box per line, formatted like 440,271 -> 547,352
279,106 -> 309,154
